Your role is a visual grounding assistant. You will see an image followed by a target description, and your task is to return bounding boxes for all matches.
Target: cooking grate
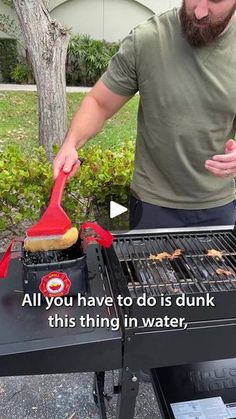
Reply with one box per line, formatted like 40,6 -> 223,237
112,231 -> 236,297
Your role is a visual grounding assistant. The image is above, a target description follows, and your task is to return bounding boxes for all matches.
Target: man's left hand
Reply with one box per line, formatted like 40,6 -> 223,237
205,139 -> 236,177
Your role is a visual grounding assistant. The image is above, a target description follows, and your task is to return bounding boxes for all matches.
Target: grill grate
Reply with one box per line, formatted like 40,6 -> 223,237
113,231 -> 236,297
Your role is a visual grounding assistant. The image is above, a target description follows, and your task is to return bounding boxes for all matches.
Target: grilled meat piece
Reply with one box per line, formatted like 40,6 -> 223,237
207,249 -> 223,259
149,252 -> 171,261
149,249 -> 182,262
216,268 -> 232,276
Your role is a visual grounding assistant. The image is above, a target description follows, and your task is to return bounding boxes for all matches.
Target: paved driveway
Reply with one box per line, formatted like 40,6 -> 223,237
0,372 -> 162,418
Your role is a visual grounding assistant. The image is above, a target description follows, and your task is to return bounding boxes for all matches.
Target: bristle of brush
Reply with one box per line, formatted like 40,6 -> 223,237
24,227 -> 79,252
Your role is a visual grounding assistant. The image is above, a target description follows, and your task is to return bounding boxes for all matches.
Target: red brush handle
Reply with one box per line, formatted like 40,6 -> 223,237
49,170 -> 70,207
49,161 -> 82,207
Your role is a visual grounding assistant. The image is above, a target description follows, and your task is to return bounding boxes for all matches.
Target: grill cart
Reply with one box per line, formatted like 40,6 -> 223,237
1,226 -> 236,418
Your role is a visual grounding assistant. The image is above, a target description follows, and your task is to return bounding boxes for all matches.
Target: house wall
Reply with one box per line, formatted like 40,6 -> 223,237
51,0 -> 182,42
0,0 -> 182,42
0,1 -> 17,39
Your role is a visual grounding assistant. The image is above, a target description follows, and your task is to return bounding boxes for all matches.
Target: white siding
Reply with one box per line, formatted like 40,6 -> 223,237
0,1 -> 18,38
0,0 -> 182,42
136,0 -> 181,15
51,0 -> 182,42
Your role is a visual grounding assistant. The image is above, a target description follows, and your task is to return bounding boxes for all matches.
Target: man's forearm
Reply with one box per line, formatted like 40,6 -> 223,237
64,94 -> 108,149
53,80 -> 131,178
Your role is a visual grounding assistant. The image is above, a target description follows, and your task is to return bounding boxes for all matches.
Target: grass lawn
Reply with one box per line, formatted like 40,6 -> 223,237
0,91 -> 138,153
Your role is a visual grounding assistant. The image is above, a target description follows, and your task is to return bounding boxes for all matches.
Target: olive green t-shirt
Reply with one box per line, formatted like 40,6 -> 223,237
101,9 -> 236,209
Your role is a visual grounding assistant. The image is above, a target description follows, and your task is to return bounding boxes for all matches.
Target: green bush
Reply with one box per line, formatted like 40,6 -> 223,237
0,33 -> 119,85
0,140 -> 134,234
66,34 -> 119,86
11,60 -> 34,84
0,38 -> 18,82
0,145 -> 52,233
77,140 -> 134,205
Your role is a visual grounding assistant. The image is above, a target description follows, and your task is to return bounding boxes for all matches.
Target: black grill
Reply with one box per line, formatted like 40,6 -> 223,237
112,231 -> 236,295
2,226 -> 236,419
103,228 -> 236,325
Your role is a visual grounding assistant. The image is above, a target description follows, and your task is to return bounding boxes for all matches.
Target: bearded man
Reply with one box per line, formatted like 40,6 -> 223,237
54,0 -> 236,230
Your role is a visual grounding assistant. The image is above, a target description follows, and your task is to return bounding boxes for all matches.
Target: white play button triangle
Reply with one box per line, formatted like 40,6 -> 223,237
110,201 -> 128,218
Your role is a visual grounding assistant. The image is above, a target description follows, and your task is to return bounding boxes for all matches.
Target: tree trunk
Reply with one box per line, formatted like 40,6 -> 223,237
12,0 -> 70,160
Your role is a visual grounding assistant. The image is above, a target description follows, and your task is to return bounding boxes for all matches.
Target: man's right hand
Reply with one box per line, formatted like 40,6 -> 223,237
53,144 -> 80,179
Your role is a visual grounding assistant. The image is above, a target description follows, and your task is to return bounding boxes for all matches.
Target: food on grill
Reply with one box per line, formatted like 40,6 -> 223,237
216,268 -> 233,276
149,249 -> 182,261
207,249 -> 223,259
149,252 -> 170,261
172,249 -> 182,258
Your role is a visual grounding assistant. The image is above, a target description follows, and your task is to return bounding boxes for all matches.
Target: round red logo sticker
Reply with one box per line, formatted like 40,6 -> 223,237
39,271 -> 71,297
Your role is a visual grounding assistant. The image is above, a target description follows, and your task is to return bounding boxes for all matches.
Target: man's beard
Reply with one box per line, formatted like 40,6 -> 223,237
179,1 -> 236,47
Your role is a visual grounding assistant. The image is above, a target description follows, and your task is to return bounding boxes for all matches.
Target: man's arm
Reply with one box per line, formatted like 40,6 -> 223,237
53,80 -> 132,178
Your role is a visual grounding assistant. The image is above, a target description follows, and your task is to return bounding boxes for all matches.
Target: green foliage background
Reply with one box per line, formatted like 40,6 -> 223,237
0,141 -> 135,234
0,38 -> 18,82
0,35 -> 119,85
0,91 -> 138,235
66,35 -> 119,86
